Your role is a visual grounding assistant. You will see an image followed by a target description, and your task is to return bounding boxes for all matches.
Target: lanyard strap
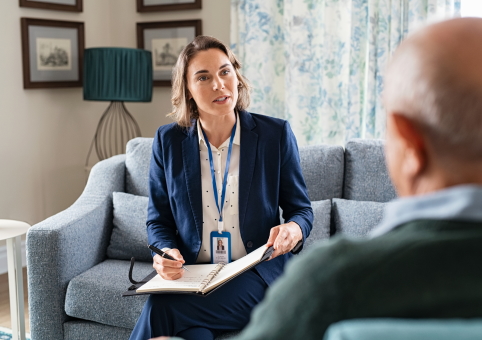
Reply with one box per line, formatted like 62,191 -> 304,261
201,118 -> 237,230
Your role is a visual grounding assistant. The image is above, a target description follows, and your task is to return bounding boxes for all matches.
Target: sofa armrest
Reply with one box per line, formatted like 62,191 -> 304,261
27,155 -> 126,340
323,319 -> 482,340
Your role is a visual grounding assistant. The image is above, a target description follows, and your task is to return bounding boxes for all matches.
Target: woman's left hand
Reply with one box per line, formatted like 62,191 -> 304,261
266,222 -> 303,260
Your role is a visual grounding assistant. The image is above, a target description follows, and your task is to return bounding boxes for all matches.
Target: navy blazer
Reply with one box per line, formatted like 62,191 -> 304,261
147,111 -> 313,286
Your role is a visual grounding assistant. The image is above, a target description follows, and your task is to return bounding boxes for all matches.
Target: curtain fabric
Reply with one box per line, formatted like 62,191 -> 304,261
231,0 -> 461,146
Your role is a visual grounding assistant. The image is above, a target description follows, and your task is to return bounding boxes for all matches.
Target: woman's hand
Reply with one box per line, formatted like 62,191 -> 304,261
153,248 -> 186,280
266,222 -> 303,260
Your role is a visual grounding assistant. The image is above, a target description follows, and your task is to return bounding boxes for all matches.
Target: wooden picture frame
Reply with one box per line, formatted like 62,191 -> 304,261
21,18 -> 85,89
19,0 -> 83,12
137,0 -> 201,12
137,20 -> 202,87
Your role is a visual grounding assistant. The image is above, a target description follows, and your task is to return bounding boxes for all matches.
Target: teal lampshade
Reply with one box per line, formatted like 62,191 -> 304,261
83,47 -> 153,102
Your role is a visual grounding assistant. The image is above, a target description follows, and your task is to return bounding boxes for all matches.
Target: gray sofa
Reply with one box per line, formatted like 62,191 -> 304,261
27,138 -> 396,340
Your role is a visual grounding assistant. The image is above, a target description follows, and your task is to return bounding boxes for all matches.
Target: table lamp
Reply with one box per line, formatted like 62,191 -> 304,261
83,47 -> 153,167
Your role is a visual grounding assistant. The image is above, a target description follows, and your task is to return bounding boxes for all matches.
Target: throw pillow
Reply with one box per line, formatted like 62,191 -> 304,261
107,192 -> 152,262
332,198 -> 385,237
302,199 -> 331,251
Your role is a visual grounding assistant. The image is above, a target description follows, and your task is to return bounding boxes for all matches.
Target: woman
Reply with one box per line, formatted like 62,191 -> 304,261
129,36 -> 313,340
217,239 -> 224,251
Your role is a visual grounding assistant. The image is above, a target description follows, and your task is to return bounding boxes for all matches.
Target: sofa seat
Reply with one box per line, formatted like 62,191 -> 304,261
65,259 -> 152,329
64,321 -> 133,340
65,259 -> 241,339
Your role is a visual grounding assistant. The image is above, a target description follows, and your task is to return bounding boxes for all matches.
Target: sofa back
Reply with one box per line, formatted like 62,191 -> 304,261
343,139 -> 396,202
124,138 -> 348,201
119,137 -> 396,255
300,144 -> 344,201
125,138 -> 152,197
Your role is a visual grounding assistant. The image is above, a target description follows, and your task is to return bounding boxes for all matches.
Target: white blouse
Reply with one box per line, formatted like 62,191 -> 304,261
196,116 -> 247,263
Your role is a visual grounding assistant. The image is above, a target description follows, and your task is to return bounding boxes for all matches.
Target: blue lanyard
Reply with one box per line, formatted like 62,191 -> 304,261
201,118 -> 237,225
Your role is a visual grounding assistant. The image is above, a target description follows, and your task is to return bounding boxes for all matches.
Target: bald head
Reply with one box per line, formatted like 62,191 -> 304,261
384,17 -> 482,160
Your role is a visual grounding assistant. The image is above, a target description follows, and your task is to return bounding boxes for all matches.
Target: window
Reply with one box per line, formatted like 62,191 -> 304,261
461,0 -> 482,17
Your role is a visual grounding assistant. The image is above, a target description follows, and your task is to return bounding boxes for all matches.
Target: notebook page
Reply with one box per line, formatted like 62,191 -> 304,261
204,245 -> 268,291
137,263 -> 218,293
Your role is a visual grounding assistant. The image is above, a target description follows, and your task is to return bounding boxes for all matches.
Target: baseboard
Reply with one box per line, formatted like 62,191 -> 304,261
0,241 -> 27,275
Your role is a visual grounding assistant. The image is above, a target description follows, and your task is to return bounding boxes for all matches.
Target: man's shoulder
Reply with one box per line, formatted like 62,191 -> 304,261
306,219 -> 482,279
291,222 -> 475,279
397,218 -> 482,232
237,220 -> 482,340
296,236 -> 404,277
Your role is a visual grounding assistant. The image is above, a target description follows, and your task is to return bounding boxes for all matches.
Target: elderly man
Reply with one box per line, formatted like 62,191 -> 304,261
153,17 -> 482,340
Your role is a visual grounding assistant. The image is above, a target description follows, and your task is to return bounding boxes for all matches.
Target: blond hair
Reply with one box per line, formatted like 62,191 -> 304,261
169,36 -> 251,127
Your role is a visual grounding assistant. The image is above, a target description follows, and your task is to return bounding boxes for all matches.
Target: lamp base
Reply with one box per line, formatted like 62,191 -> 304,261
86,101 -> 141,167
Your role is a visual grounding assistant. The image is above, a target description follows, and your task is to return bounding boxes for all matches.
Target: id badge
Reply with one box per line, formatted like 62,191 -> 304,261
210,231 -> 231,264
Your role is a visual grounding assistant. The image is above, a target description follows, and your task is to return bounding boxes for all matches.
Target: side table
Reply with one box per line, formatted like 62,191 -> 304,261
0,220 -> 30,340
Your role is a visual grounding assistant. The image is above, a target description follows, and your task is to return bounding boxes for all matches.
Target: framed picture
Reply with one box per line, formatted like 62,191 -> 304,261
21,18 -> 85,89
137,0 -> 201,12
19,0 -> 82,12
137,20 -> 202,86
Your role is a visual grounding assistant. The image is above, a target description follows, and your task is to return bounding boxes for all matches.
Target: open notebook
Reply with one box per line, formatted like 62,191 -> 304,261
124,244 -> 273,296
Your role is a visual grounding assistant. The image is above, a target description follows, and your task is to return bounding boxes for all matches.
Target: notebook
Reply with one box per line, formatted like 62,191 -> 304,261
124,244 -> 273,296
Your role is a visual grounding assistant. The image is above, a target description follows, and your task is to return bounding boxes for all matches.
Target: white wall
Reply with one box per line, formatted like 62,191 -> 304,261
0,0 -> 230,226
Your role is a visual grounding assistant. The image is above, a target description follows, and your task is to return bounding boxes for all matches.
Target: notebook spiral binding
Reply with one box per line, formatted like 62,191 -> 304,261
197,262 -> 225,293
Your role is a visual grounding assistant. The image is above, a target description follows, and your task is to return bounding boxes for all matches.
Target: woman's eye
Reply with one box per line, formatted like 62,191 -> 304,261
221,69 -> 230,75
198,76 -> 208,81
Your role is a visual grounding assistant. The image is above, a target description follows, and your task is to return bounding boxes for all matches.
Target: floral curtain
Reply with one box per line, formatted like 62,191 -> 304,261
231,0 -> 461,146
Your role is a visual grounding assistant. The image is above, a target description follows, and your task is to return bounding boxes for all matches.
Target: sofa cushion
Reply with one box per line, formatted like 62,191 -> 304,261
280,199 -> 331,252
64,321 -> 133,340
302,200 -> 331,251
299,145 -> 344,201
107,192 -> 151,262
332,199 -> 385,237
126,137 -> 153,197
343,139 -> 396,202
65,259 -> 152,329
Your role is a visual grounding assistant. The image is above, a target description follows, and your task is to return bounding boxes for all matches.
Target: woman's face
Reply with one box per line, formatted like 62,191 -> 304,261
186,48 -> 239,119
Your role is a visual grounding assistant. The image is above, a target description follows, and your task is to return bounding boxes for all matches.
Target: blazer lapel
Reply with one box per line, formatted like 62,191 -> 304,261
238,111 -> 258,235
182,125 -> 203,241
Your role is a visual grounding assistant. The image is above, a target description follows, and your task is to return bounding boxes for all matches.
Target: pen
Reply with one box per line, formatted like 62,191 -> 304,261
148,244 -> 190,272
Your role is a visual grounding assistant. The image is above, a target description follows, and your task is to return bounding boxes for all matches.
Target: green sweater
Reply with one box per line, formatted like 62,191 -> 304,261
234,220 -> 482,340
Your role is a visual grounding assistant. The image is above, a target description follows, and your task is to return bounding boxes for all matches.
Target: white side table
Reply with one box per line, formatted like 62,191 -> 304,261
0,220 -> 30,340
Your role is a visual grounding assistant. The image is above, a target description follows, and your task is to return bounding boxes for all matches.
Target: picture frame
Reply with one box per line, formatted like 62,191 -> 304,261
19,0 -> 83,12
21,18 -> 85,89
137,0 -> 201,12
137,20 -> 202,87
